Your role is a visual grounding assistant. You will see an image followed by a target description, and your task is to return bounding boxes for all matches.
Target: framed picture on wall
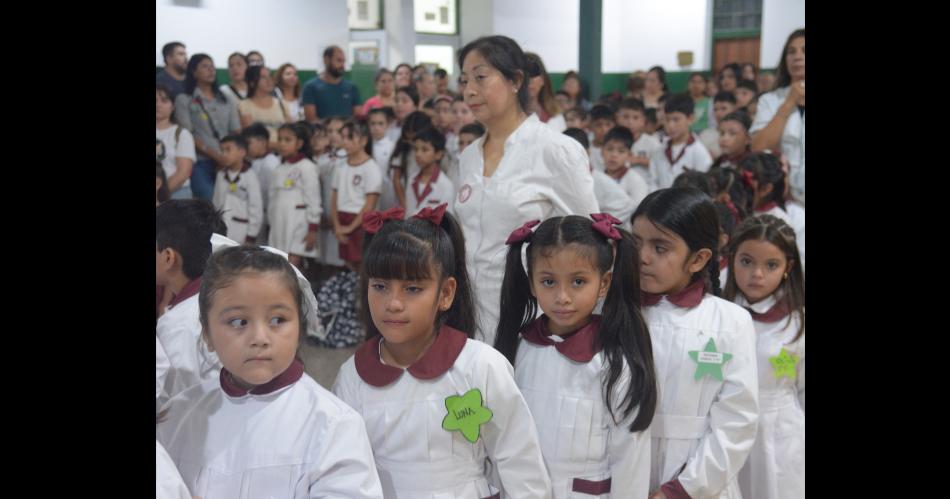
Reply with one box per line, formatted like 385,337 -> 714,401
348,0 -> 383,30
413,0 -> 457,35
350,40 -> 380,66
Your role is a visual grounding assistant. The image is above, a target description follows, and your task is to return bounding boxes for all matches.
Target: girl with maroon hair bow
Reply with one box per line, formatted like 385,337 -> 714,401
494,213 -> 658,499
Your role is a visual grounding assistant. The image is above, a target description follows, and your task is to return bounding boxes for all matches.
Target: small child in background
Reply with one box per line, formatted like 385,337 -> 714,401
433,95 -> 455,135
712,110 -> 753,170
447,122 -> 485,188
320,117 -> 349,268
700,91 -> 738,158
708,165 -> 752,223
588,104 -> 616,173
389,111 -> 433,208
368,107 -> 398,210
421,97 -> 437,121
554,90 -> 574,111
268,123 -> 322,268
564,127 -> 635,228
331,120 -> 382,272
602,126 -> 649,211
157,160 -> 170,206
734,79 -> 759,111
654,94 -> 669,141
406,126 -> 455,217
643,108 -> 659,136
212,135 -> 263,244
564,107 -> 588,131
672,170 -> 715,198
739,152 -> 792,226
616,98 -> 662,178
451,95 -> 476,132
714,200 -> 738,287
647,94 -> 713,191
243,122 -> 281,244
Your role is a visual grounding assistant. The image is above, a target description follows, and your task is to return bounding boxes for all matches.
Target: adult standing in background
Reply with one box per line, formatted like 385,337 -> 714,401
559,70 -> 592,111
238,65 -> 291,149
360,68 -> 396,116
524,52 -> 566,133
219,52 -> 248,103
302,46 -> 362,123
454,35 -> 598,344
642,66 -> 667,109
414,69 -> 437,105
247,50 -> 265,66
751,29 -> 805,205
156,42 -> 187,100
175,54 -> 241,201
275,63 -> 305,121
393,63 -> 413,89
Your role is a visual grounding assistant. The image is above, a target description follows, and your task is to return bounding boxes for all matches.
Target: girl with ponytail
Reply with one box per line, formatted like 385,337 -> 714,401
494,214 -> 657,498
332,203 -> 551,499
630,187 -> 759,499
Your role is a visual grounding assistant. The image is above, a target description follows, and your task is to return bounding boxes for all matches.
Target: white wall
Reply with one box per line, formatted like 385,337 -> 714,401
155,0 -> 348,70
491,0 -> 579,73
602,0 -> 710,73
760,0 -> 805,69
460,0 -> 493,48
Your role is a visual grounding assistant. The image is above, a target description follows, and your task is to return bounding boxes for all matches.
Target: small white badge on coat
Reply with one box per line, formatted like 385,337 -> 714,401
459,184 -> 472,203
353,174 -> 362,186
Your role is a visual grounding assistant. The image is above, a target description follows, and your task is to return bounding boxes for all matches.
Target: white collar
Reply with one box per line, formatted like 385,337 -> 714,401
735,291 -> 779,314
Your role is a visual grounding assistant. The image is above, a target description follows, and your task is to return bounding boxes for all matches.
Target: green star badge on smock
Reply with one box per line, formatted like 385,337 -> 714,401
769,348 -> 799,380
442,388 -> 493,443
689,338 -> 733,381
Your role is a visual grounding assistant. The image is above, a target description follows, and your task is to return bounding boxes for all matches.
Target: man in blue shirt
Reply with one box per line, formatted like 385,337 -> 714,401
156,42 -> 188,100
302,46 -> 362,123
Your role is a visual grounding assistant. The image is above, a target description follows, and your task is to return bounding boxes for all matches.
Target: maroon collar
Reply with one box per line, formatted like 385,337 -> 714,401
354,325 -> 468,387
719,255 -> 729,271
286,153 -> 306,164
520,315 -> 602,363
755,201 -> 779,213
411,167 -> 441,204
220,357 -> 305,397
746,300 -> 791,323
608,166 -> 630,181
167,277 -> 201,309
641,279 -> 706,308
664,133 -> 696,166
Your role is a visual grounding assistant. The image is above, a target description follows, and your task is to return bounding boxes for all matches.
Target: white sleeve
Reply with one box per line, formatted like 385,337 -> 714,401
246,171 -> 264,239
330,362 -> 361,412
477,350 -> 552,498
677,314 -> 759,498
606,368 -> 650,498
156,336 -> 170,405
545,139 -> 600,218
592,171 -> 632,226
627,169 -> 650,209
211,171 -> 227,211
174,128 -> 197,162
305,410 -> 384,499
647,150 -> 662,193
268,168 -> 280,224
692,142 -> 713,172
364,162 -> 383,195
156,440 -> 193,499
750,91 -> 779,134
302,163 -> 323,225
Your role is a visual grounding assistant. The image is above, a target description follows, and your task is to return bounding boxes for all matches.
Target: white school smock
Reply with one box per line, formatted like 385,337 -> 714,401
333,326 -> 552,499
156,336 -> 170,404
156,278 -> 222,410
753,203 -> 793,227
455,114 -> 599,344
514,316 -> 650,499
334,157 -> 383,214
751,87 -> 805,206
632,132 -> 662,164
591,169 -> 634,232
156,440 -> 192,499
785,200 -> 805,271
157,361 -> 384,499
268,154 -> 322,259
545,113 -> 567,134
734,294 -> 805,499
589,144 -> 606,173
212,167 -> 263,242
647,136 -> 714,192
372,136 -> 398,211
698,128 -> 721,160
317,152 -> 345,266
641,280 -> 758,498
405,167 -> 455,217
251,153 -> 281,210
615,167 -> 649,212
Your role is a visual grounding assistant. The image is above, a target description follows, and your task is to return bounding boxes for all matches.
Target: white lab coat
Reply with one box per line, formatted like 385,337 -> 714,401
514,335 -> 650,499
734,294 -> 805,499
616,167 -> 650,212
268,156 -> 322,259
156,336 -> 170,405
455,114 -> 599,344
157,372 -> 384,499
755,205 -> 792,227
785,200 -> 805,271
591,169 -> 634,232
642,293 -> 758,498
212,168 -> 263,242
751,87 -> 805,205
156,440 -> 192,499
333,332 -> 552,499
647,137 -> 713,192
155,287 -> 222,410
545,113 -> 567,134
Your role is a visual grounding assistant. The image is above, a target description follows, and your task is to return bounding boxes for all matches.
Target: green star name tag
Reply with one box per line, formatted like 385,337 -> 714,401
769,348 -> 799,380
689,338 -> 733,381
442,388 -> 493,443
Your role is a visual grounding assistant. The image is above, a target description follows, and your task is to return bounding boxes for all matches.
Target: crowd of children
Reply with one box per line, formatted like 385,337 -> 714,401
157,32 -> 804,498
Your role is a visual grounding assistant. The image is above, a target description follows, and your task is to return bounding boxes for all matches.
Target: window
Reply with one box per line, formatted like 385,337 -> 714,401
713,0 -> 762,32
414,0 -> 457,35
348,0 -> 382,30
414,45 -> 455,76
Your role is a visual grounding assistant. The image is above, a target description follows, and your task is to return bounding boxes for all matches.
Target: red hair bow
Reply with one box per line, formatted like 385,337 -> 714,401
505,220 -> 541,245
412,203 -> 448,226
740,170 -> 756,189
590,213 -> 622,241
362,206 -> 405,234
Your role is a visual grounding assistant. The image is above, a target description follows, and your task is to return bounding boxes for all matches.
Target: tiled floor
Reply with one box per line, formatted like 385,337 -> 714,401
300,341 -> 358,389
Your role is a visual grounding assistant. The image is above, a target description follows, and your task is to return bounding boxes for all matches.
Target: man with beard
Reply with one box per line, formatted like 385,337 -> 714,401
157,42 -> 188,100
303,46 -> 362,123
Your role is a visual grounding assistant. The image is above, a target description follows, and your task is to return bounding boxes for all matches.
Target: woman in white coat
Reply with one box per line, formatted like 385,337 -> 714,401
455,36 -> 599,344
751,29 -> 805,206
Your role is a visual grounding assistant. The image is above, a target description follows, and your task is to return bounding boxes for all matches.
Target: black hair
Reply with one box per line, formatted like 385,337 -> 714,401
156,160 -> 170,204
589,104 -> 616,123
184,54 -> 227,103
156,199 -> 227,280
648,65 -> 668,92
220,134 -> 248,151
563,127 -> 589,150
713,91 -> 737,105
564,107 -> 588,121
663,93 -> 694,116
198,245 -> 308,348
713,201 -> 737,244
322,46 -> 341,60
434,68 -> 448,79
458,35 -> 531,113
737,79 -> 758,94
719,110 -> 752,132
396,85 -> 420,108
494,216 -> 657,432
643,108 -> 657,125
162,42 -> 185,63
361,210 -> 476,338
724,214 -> 805,342
341,119 -> 374,156
775,29 -> 806,89
604,126 -> 634,150
739,152 -> 786,211
244,65 -> 269,98
673,170 -> 714,197
374,67 -> 393,82
241,122 -> 270,142
618,98 -> 646,113
278,122 -> 313,157
422,98 -> 436,110
459,122 -> 486,138
707,166 -> 753,220
413,126 -> 447,152
156,84 -> 178,125
390,111 -> 433,182
719,63 -> 741,86
632,188 -> 722,296
688,72 -> 708,82
368,106 -> 396,122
